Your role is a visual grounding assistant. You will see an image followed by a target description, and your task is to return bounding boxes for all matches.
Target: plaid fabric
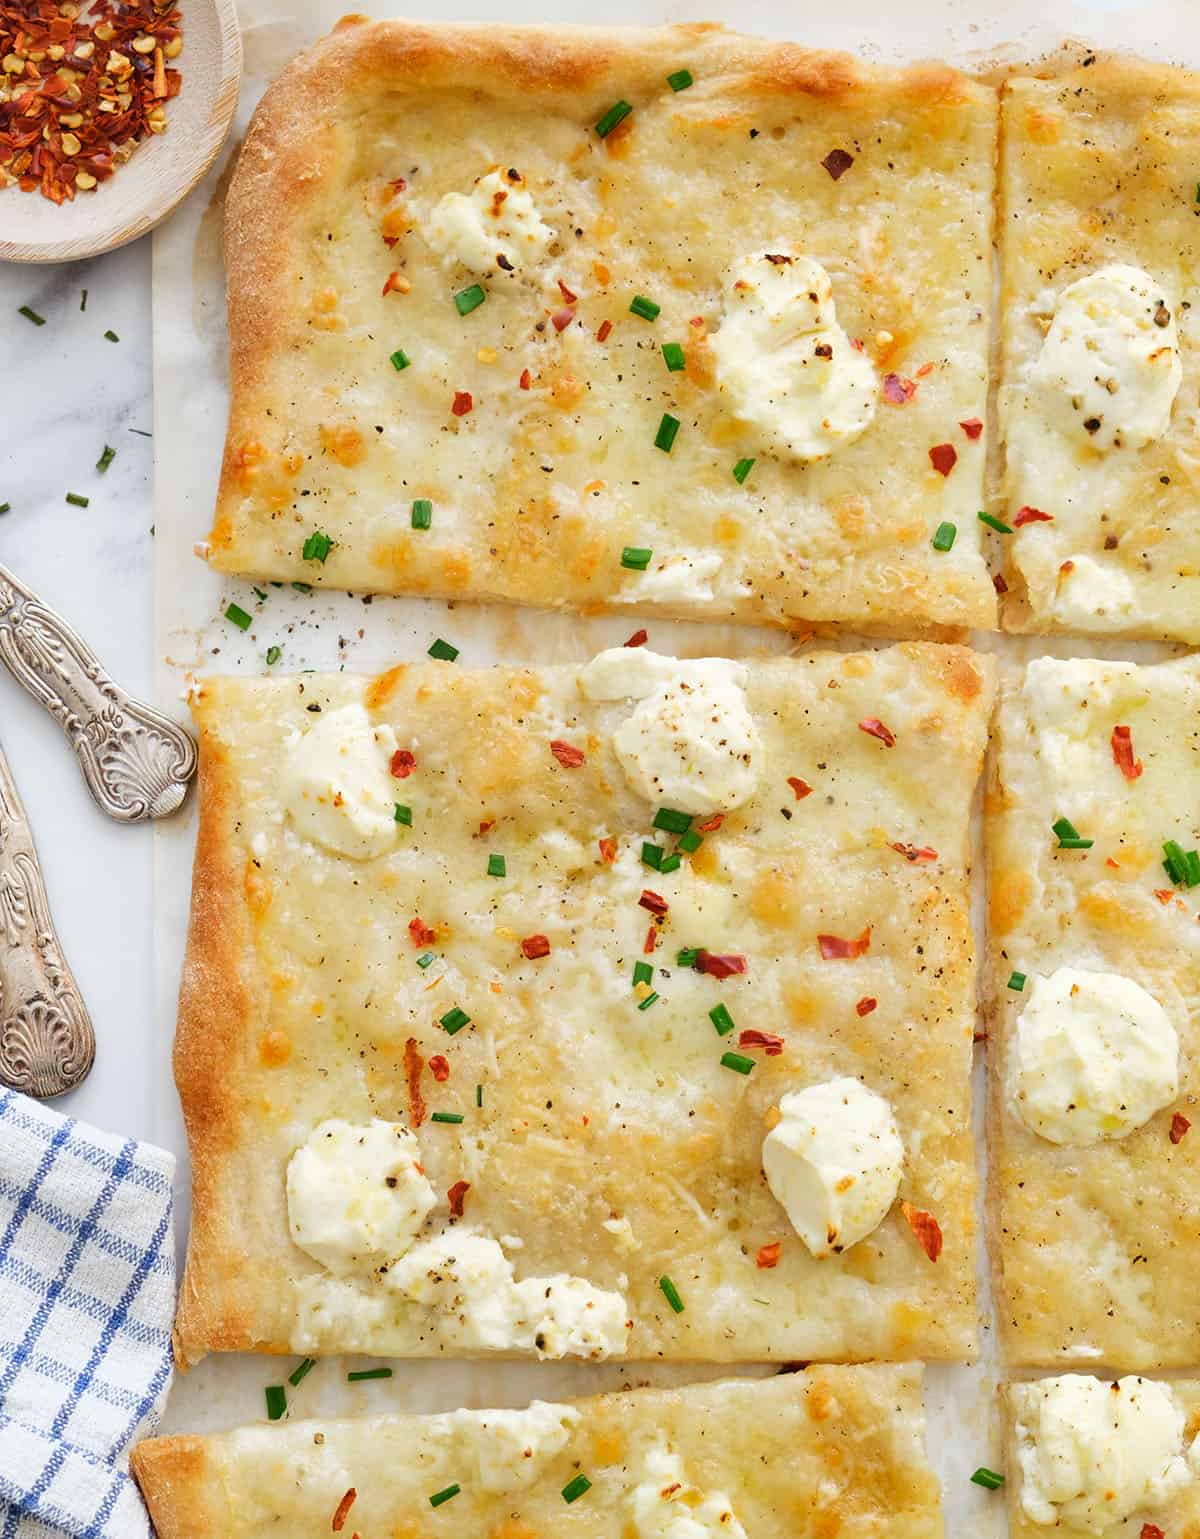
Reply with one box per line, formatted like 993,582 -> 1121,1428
0,1089 -> 175,1539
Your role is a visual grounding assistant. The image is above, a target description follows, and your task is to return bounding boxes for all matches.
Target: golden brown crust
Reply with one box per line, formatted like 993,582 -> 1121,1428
130,1437 -> 227,1538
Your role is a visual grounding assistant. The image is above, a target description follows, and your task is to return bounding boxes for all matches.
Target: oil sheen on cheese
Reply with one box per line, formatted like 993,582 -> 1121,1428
426,167 -> 553,274
280,702 -> 399,860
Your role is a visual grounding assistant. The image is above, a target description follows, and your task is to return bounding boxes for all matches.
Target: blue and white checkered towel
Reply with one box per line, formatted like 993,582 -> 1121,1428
0,1089 -> 175,1539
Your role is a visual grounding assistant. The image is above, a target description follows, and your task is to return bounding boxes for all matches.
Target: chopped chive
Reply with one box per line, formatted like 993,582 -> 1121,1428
96,445 -> 116,473
416,951 -> 436,969
676,947 -> 700,968
292,581 -> 312,594
428,637 -> 459,662
970,1467 -> 1004,1491
302,530 -> 333,564
440,1007 -> 471,1035
658,852 -> 681,874
394,803 -> 412,826
932,520 -> 957,552
562,1474 -> 593,1504
629,295 -> 661,321
225,603 -> 252,631
454,284 -> 486,316
654,413 -> 680,453
65,492 -> 89,508
430,1484 -> 461,1509
1007,971 -> 1026,992
732,457 -> 755,484
638,991 -> 660,1011
977,511 -> 1013,534
412,498 -> 432,530
390,348 -> 411,371
80,289 -> 88,311
709,1003 -> 735,1037
129,427 -> 152,437
1186,850 -> 1200,887
633,960 -> 654,987
654,808 -> 692,835
659,1275 -> 685,1313
347,1367 -> 393,1381
642,841 -> 664,870
103,329 -> 119,342
264,1384 -> 286,1420
266,645 -> 282,665
287,1357 -> 315,1387
720,1050 -> 754,1075
1163,839 -> 1200,888
253,586 -> 268,601
1195,182 -> 1199,204
19,304 -> 45,326
431,1111 -> 465,1124
487,853 -> 506,878
0,504 -> 9,516
621,546 -> 653,571
1052,816 -> 1092,849
678,829 -> 702,854
667,68 -> 694,91
596,100 -> 632,137
662,341 -> 686,372
475,1083 -> 483,1107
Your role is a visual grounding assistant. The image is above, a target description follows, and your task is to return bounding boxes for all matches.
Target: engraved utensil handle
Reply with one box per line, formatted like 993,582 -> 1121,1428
0,744 -> 94,1097
0,561 -> 196,822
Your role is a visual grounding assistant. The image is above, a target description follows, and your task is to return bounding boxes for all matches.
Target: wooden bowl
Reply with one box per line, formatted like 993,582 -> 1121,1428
0,0 -> 241,264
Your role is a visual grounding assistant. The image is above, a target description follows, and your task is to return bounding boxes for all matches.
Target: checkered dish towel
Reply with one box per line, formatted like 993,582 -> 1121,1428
0,1088 -> 175,1539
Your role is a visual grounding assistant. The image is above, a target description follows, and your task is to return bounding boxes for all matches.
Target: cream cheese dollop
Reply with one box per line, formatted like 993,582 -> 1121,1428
1008,966 -> 1179,1145
426,168 -> 553,274
281,702 -> 399,860
630,1444 -> 748,1539
433,1402 -> 580,1491
761,1078 -> 904,1258
709,250 -> 877,461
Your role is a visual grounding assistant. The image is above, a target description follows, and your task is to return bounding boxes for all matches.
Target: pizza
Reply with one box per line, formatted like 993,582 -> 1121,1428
997,57 -> 1200,642
207,19 -> 998,634
987,655 -> 1200,1369
132,1367 -> 944,1539
173,642 -> 992,1366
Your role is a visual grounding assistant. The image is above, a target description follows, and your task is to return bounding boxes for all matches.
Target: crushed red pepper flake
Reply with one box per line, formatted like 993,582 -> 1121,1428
696,813 -> 724,833
1014,505 -> 1054,527
881,373 -> 916,404
928,443 -> 957,477
755,1241 -> 782,1268
1111,724 -> 1143,782
1140,1526 -> 1165,1539
993,572 -> 1009,595
858,717 -> 895,747
624,627 -> 648,647
695,950 -> 747,978
598,836 -> 617,863
1154,888 -> 1176,905
408,916 -> 436,948
1171,1113 -> 1191,1145
958,417 -> 983,439
551,306 -> 575,331
817,927 -> 871,960
451,390 -> 473,416
821,147 -> 853,180
381,271 -> 406,297
521,933 -> 551,960
549,738 -> 585,768
643,923 -> 658,954
597,318 -> 613,342
403,1039 -> 426,1128
519,368 -> 532,389
331,1488 -> 357,1531
557,278 -> 577,303
428,1054 -> 450,1083
738,1028 -> 783,1055
900,1201 -> 943,1262
889,841 -> 938,863
639,889 -> 669,916
787,776 -> 813,800
856,996 -> 877,1017
390,748 -> 416,778
447,1179 -> 470,1217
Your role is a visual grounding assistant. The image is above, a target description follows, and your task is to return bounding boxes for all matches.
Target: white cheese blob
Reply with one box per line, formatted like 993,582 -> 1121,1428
511,1273 -> 630,1359
579,648 -> 760,816
426,168 -> 553,275
762,1078 -> 904,1258
1032,264 -> 1181,452
1050,553 -> 1138,631
281,702 -> 399,860
621,550 -> 724,605
1014,1374 -> 1198,1528
630,1444 -> 748,1539
1008,966 -> 1179,1145
436,1402 -> 580,1491
709,250 -> 877,461
286,1119 -> 435,1275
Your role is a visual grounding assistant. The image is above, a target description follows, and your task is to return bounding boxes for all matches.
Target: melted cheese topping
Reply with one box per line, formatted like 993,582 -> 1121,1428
431,1402 -> 579,1490
280,703 -> 399,859
425,167 -> 554,274
630,1444 -> 748,1539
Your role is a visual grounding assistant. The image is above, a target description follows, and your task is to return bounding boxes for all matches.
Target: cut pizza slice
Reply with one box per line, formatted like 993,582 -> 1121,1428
132,1367 -> 944,1539
987,655 -> 1200,1368
175,643 -> 991,1365
210,19 -> 997,633
997,57 -> 1200,641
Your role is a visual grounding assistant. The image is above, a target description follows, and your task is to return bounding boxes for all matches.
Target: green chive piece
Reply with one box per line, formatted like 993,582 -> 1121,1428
80,289 -> 88,311
412,498 -> 432,530
654,413 -> 680,453
0,504 -> 9,516
732,457 -> 755,484
347,1367 -> 393,1381
676,947 -> 700,968
287,1357 -> 315,1387
302,530 -> 333,563
103,329 -> 119,342
416,951 -> 436,969
977,511 -> 1013,534
1007,971 -> 1026,992
264,1385 -> 287,1420
662,341 -> 686,372
654,808 -> 692,835
487,853 -> 506,878
932,520 -> 957,552
1052,816 -> 1093,849
1057,837 -> 1094,850
65,492 -> 89,508
667,68 -> 694,91
1195,182 -> 1199,204
96,445 -> 116,473
429,1484 -> 461,1509
390,348 -> 411,371
638,991 -> 660,1011
720,1050 -> 754,1075
658,852 -> 681,874
678,829 -> 702,854
1163,839 -> 1200,888
253,586 -> 268,601
629,295 -> 661,321
633,960 -> 654,987
431,1111 -> 465,1124
970,1467 -> 1005,1491
429,637 -> 459,662
659,1275 -> 685,1313
394,803 -> 412,826
562,1474 -> 593,1504
266,645 -> 282,665
1186,850 -> 1200,887
621,546 -> 653,571
454,284 -> 486,316
642,841 -> 664,870
440,1007 -> 471,1035
19,305 -> 45,326
225,603 -> 252,631
292,582 -> 312,596
709,1003 -> 735,1037
476,1083 -> 483,1107
596,100 -> 632,137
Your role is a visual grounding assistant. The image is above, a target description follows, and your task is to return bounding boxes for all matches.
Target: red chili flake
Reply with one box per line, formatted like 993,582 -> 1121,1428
550,739 -> 586,768
696,813 -> 724,833
1154,889 -> 1176,905
1111,724 -> 1143,782
557,278 -> 578,303
821,147 -> 854,180
993,572 -> 1009,595
429,1054 -> 450,1083
1141,1526 -> 1166,1539
889,842 -> 938,863
739,1029 -> 784,1056
451,391 -> 473,416
882,374 -> 916,405
755,1241 -> 782,1269
850,336 -> 865,352
695,950 -> 748,979
900,1201 -> 943,1262
390,748 -> 416,778
856,996 -> 877,1016
639,890 -> 669,916
409,917 -> 436,948
389,177 -> 407,193
1014,506 -> 1054,527
478,819 -> 495,836
332,1489 -> 357,1531
915,361 -> 935,378
598,836 -> 617,864
817,927 -> 871,960
403,1039 -> 427,1128
644,924 -> 658,954
382,271 -> 406,297
552,307 -> 575,332
519,368 -> 532,390
624,628 -> 648,647
597,319 -> 613,342
787,776 -> 813,800
1170,1113 -> 1191,1145
521,933 -> 551,960
928,443 -> 957,477
958,417 -> 983,439
858,718 -> 896,748
447,1180 -> 471,1217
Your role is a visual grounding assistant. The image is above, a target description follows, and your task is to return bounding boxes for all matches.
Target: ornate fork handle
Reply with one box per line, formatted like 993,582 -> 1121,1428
0,561 -> 196,822
0,746 -> 94,1097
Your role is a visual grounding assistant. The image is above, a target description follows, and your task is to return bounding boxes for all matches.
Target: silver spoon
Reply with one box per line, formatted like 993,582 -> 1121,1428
0,561 -> 196,822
